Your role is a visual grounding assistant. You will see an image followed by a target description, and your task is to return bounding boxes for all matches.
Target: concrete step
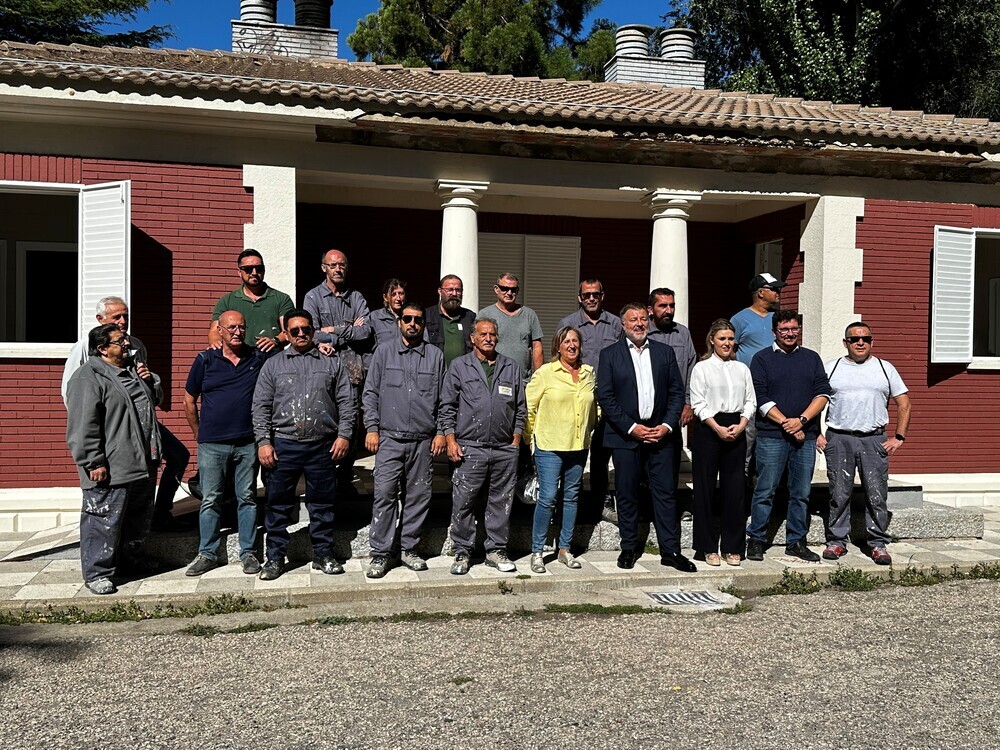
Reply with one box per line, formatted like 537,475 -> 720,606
145,483 -> 983,567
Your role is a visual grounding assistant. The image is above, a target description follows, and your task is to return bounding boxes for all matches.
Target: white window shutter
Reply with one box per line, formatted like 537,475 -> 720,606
78,181 -> 131,339
931,225 -> 975,363
478,233 -> 525,312
523,235 -> 581,344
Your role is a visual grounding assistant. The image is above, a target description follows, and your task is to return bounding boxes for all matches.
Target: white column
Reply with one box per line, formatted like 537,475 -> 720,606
436,180 -> 489,311
243,164 -> 296,303
643,189 -> 701,327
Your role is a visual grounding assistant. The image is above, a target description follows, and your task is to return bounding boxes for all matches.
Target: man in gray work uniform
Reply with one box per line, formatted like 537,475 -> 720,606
440,318 -> 526,575
251,309 -> 356,581
363,302 -> 446,579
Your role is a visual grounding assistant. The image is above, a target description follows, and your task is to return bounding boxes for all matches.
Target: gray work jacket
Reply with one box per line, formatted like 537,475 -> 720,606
362,339 -> 444,440
251,345 -> 356,446
66,357 -> 161,489
439,352 -> 526,447
62,334 -> 162,406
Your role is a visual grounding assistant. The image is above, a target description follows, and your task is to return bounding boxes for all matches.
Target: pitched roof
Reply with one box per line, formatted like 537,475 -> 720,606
2,41 -> 1000,150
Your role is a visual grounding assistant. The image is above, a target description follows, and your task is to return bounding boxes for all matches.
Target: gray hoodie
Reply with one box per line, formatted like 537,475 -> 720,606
66,356 -> 161,489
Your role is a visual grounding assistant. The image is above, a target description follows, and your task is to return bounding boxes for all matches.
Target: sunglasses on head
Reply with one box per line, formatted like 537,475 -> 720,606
239,264 -> 264,274
496,285 -> 518,293
846,335 -> 873,344
401,314 -> 424,324
288,326 -> 313,336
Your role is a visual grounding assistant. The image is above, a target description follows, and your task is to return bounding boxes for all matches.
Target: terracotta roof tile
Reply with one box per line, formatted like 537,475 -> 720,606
2,41 -> 1000,149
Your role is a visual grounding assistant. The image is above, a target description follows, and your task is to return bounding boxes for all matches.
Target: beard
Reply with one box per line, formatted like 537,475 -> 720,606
441,296 -> 461,313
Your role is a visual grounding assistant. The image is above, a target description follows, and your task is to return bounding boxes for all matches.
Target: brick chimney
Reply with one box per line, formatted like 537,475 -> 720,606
604,25 -> 705,88
232,0 -> 338,59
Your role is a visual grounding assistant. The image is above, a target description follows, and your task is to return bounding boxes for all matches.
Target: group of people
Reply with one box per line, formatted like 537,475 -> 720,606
63,249 -> 912,595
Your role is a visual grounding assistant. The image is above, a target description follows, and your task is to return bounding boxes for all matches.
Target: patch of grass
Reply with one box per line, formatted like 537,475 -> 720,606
892,565 -> 948,587
644,541 -> 660,555
451,676 -> 473,686
456,610 -> 493,619
387,610 -> 452,623
315,614 -> 358,626
827,566 -> 884,592
759,569 -> 822,596
181,624 -> 221,637
718,584 -> 743,598
497,580 -> 514,595
512,606 -> 534,617
544,603 -> 652,616
965,562 -> 1000,580
720,602 -> 753,615
0,593 -> 268,627
227,621 -> 279,635
515,574 -> 531,580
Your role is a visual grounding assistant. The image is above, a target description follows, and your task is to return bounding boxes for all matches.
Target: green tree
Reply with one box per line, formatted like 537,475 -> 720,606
0,0 -> 172,48
670,0 -> 1000,119
349,0 -> 616,81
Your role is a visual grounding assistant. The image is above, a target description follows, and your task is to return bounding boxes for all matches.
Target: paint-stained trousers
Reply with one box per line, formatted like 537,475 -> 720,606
369,436 -> 434,556
825,431 -> 891,548
264,437 -> 337,561
449,444 -> 518,555
80,476 -> 154,583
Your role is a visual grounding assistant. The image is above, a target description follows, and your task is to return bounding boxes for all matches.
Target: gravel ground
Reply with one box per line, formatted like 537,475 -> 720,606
1,580 -> 999,749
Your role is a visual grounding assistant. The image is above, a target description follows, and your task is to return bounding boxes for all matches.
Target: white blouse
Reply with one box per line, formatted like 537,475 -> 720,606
689,354 -> 756,422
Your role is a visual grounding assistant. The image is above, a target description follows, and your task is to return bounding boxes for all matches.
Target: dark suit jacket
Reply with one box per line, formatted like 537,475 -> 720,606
597,337 -> 685,450
424,304 -> 476,356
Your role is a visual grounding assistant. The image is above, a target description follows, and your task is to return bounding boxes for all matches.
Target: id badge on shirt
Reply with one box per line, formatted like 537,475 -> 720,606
498,385 -> 513,397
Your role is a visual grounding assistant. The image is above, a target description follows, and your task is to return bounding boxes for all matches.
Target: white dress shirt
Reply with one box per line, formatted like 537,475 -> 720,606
689,354 -> 756,422
627,338 -> 655,420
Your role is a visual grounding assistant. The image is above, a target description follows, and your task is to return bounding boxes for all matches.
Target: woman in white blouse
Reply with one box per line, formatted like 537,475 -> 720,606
688,319 -> 757,566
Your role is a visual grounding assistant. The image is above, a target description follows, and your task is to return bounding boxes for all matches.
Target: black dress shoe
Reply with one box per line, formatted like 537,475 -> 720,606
660,552 -> 697,573
785,542 -> 821,562
617,550 -> 638,569
746,539 -> 765,561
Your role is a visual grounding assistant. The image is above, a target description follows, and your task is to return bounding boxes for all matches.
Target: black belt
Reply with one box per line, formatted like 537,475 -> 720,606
827,427 -> 884,438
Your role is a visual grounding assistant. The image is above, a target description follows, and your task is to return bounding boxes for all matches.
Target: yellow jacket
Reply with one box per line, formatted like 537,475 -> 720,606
524,360 -> 598,451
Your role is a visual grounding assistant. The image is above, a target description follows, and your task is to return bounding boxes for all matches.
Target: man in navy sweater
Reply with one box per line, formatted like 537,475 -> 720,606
747,310 -> 831,562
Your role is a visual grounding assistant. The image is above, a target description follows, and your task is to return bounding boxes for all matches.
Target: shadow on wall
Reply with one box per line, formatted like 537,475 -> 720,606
130,227 -> 174,409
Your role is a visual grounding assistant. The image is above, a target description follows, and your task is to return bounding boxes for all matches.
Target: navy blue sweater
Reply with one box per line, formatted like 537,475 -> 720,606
750,345 -> 831,439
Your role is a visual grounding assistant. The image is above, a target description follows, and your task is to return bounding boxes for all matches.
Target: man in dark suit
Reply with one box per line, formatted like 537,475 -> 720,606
597,303 -> 696,572
424,274 -> 477,368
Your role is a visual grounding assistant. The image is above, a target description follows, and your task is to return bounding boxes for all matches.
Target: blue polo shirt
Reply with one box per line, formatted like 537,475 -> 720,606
185,347 -> 269,444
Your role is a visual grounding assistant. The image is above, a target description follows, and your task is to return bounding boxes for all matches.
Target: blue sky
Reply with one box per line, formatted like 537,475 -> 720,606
108,0 -> 671,59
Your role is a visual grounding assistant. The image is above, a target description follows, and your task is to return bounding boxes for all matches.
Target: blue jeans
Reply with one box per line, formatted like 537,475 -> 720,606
532,448 -> 587,552
748,436 -> 816,545
198,440 -> 258,560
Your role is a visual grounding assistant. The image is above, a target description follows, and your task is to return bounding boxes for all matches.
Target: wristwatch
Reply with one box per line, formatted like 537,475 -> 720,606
798,415 -> 808,425
895,433 -> 906,442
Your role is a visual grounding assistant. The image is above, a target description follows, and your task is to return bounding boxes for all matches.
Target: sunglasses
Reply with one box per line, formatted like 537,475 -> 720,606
288,326 -> 313,336
846,335 -> 873,344
580,291 -> 604,299
496,285 -> 518,294
401,315 -> 424,324
239,265 -> 264,275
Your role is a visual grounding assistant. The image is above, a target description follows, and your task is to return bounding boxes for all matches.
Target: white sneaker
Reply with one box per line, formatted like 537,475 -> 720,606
484,549 -> 517,573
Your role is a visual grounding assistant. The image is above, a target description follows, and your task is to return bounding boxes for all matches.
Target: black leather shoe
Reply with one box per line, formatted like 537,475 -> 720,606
312,556 -> 344,575
660,552 -> 697,573
259,558 -> 284,580
784,542 -> 821,562
746,539 -> 765,561
617,550 -> 638,569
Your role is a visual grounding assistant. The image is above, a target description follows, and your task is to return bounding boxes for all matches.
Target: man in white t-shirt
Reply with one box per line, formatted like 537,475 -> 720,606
817,321 -> 912,566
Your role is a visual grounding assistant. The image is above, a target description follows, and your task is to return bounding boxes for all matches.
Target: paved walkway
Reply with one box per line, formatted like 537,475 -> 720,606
2,507 -> 1000,610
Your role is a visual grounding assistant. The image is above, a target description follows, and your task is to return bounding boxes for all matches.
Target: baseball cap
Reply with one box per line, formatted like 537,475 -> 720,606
749,273 -> 786,292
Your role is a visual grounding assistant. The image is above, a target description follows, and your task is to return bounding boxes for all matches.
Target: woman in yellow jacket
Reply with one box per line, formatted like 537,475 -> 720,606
524,326 -> 599,573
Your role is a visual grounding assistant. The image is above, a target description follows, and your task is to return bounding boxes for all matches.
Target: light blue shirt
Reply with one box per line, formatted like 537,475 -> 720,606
731,308 -> 774,366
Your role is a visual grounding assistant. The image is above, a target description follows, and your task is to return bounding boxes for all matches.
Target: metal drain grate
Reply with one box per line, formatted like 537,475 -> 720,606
647,591 -> 722,606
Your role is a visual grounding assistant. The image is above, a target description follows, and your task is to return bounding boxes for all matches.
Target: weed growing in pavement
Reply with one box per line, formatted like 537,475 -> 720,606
497,580 -> 514,595
644,541 -> 660,555
182,624 -> 222,637
515,574 -> 531,580
543,603 -> 655,616
720,602 -> 753,615
387,610 -> 452,623
181,621 -> 279,637
759,569 -> 822,596
0,594 -> 268,627
964,562 -> 1000,580
513,606 -> 534,617
451,676 -> 473,686
227,622 -> 279,635
891,565 -> 948,587
718,584 -> 743,598
827,566 -> 885,592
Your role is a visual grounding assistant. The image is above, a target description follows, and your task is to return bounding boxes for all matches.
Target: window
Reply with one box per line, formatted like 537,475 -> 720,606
755,239 -> 783,276
478,233 -> 581,341
0,180 -> 130,356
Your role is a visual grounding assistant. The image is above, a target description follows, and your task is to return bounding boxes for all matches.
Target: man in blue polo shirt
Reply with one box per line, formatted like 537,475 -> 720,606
183,310 -> 269,576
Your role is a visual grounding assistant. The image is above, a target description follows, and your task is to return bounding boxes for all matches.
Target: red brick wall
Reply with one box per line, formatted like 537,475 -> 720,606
854,199 -> 1000,473
0,155 -> 252,488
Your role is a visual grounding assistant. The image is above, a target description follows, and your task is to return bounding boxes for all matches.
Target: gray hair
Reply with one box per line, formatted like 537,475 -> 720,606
472,317 -> 499,338
96,296 -> 127,316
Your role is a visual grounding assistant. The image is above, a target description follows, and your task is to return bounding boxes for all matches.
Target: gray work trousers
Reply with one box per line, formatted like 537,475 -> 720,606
449,443 -> 518,555
369,436 -> 434,556
80,477 -> 154,583
825,431 -> 891,548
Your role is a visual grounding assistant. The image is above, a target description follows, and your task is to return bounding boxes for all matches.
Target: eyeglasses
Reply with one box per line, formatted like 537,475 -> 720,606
846,335 -> 873,344
776,327 -> 800,335
496,285 -> 519,294
239,265 -> 264,275
580,291 -> 604,299
401,315 -> 424,324
106,337 -> 129,348
288,326 -> 313,336
223,324 -> 247,332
